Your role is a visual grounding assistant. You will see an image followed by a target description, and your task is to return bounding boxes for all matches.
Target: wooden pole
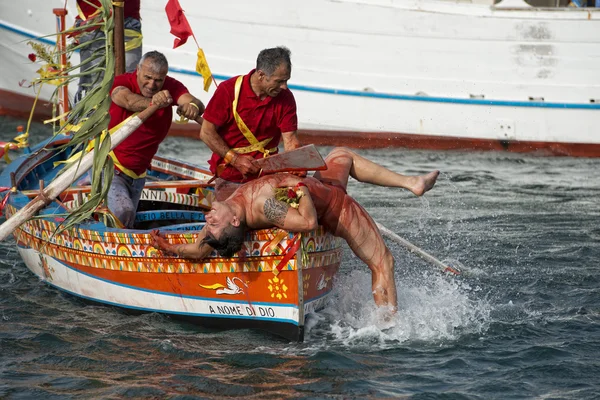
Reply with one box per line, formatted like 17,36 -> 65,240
376,222 -> 460,275
113,1 -> 126,75
0,105 -> 160,242
52,8 -> 70,120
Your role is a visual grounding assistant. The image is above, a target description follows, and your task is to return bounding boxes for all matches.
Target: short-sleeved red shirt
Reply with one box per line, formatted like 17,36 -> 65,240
109,71 -> 189,175
76,0 -> 141,21
203,69 -> 298,182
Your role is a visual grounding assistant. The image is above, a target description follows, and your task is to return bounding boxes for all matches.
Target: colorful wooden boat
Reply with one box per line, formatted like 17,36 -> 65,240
0,136 -> 343,341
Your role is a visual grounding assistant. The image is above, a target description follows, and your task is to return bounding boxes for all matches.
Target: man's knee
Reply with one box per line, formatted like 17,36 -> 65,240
113,205 -> 136,228
107,173 -> 137,227
108,193 -> 136,227
330,147 -> 353,157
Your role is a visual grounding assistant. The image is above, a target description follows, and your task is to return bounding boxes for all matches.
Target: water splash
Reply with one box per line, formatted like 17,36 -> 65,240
305,267 -> 491,348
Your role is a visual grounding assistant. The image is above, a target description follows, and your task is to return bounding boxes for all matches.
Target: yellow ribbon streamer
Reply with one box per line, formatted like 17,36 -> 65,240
2,129 -> 30,163
36,64 -> 65,86
43,110 -> 71,125
263,229 -> 290,255
124,29 -> 143,51
195,48 -> 213,92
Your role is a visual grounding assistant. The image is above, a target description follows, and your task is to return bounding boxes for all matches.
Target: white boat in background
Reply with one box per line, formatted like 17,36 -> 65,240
1,0 -> 599,156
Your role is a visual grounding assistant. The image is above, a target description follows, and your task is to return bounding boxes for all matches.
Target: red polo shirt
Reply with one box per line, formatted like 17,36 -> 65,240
108,71 -> 189,175
76,0 -> 141,21
203,69 -> 298,182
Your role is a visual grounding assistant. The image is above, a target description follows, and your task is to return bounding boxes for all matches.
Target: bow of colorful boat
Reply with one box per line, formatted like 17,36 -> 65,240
0,136 -> 344,342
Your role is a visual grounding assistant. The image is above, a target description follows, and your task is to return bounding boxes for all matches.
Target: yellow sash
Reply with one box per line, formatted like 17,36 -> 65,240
57,113 -> 146,179
76,2 -> 101,21
231,76 -> 277,156
109,152 -> 146,179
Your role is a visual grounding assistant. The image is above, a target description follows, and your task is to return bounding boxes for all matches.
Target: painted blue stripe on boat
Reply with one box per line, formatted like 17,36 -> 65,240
44,280 -> 297,325
289,87 -> 600,109
21,247 -> 298,308
170,66 -> 600,110
0,21 -> 55,45
6,22 -> 595,110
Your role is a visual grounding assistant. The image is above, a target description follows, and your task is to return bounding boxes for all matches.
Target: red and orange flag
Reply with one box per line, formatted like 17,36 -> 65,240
165,0 -> 215,91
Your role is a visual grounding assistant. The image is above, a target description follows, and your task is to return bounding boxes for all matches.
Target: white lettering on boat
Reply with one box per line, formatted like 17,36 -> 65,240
205,303 -> 276,318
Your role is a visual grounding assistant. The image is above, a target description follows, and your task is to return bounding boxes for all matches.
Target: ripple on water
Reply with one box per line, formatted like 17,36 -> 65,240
1,117 -> 600,398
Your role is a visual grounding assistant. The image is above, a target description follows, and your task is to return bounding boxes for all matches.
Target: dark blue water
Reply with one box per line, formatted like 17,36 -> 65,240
1,116 -> 599,399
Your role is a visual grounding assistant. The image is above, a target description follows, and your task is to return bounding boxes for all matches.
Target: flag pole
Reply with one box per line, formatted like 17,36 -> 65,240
113,1 -> 125,75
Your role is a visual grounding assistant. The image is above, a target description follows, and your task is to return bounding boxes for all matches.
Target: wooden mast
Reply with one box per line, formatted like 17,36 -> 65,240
113,0 -> 126,75
52,8 -> 70,121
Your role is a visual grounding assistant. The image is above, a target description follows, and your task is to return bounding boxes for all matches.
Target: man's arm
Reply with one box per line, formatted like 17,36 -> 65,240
281,130 -> 306,177
199,119 -> 229,157
112,87 -> 173,111
176,93 -> 205,124
281,130 -> 301,151
150,226 -> 213,259
199,120 -> 260,176
263,185 -> 318,232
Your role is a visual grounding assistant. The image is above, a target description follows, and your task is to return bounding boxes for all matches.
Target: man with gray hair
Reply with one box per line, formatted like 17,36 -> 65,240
199,46 -> 303,200
107,51 -> 205,227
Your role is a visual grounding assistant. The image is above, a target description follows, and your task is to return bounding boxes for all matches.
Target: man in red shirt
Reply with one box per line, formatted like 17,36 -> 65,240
199,46 -> 302,200
107,51 -> 205,227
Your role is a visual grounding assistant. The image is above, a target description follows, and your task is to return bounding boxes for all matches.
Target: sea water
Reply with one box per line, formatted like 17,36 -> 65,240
0,116 -> 599,399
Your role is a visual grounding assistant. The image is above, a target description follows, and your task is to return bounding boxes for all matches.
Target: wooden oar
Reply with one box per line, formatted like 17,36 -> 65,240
0,104 -> 160,242
376,222 -> 460,275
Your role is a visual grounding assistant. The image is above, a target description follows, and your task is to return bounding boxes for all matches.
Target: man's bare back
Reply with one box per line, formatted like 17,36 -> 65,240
224,173 -> 344,231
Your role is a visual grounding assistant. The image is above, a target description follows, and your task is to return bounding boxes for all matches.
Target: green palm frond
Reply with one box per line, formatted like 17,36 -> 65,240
57,0 -> 116,233
27,0 -> 117,234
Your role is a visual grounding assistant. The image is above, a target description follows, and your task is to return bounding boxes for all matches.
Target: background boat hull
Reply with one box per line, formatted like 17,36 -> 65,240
1,0 -> 598,155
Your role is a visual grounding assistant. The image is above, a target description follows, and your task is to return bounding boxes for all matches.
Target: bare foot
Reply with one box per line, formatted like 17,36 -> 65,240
409,170 -> 440,196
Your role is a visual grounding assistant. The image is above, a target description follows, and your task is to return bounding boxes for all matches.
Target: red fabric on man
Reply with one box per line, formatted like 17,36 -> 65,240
108,71 -> 189,176
202,69 -> 298,183
76,0 -> 141,21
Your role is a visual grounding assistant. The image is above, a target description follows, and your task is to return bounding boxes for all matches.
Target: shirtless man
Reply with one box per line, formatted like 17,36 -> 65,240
150,147 -> 439,311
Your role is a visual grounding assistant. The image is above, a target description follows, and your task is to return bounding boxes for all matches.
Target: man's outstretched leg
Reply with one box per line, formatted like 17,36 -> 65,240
315,147 -> 439,196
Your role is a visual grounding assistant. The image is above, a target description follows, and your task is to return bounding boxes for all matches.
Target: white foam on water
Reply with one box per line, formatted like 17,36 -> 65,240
304,267 -> 492,349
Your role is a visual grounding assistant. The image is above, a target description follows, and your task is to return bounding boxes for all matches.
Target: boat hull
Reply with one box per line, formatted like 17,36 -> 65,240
1,138 -> 343,341
17,245 -> 338,341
